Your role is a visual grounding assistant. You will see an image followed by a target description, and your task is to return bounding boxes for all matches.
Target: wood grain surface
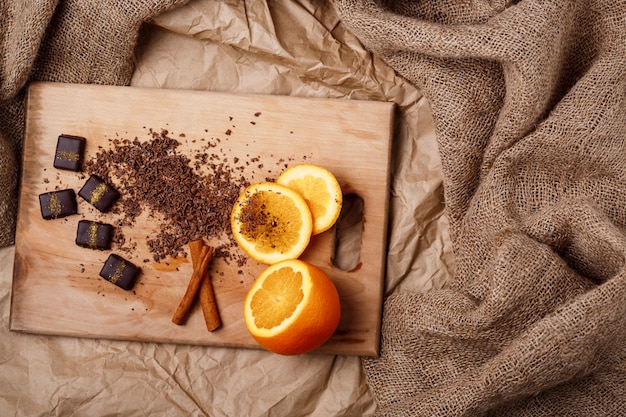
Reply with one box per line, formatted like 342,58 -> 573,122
10,82 -> 394,356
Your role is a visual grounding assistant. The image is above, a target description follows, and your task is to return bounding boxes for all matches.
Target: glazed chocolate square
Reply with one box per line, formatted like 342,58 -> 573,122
75,220 -> 114,250
53,135 -> 86,171
78,174 -> 120,212
39,189 -> 78,219
99,254 -> 141,290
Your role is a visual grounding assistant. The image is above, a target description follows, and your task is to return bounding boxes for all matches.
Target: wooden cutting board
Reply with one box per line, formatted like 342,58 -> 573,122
10,82 -> 394,356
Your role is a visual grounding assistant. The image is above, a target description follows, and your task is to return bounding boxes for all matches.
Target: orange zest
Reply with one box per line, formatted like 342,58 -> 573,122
276,163 -> 343,235
230,182 -> 313,264
244,259 -> 341,355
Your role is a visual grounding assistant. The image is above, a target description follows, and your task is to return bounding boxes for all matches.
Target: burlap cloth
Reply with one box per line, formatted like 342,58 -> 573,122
2,0 -> 625,416
334,0 -> 626,416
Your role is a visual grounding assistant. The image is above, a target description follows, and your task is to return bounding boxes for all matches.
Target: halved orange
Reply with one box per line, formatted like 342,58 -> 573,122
230,182 -> 313,264
244,259 -> 341,355
276,164 -> 343,235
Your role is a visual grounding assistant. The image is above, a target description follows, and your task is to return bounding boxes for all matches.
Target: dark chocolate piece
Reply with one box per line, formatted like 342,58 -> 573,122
99,254 -> 141,290
75,220 -> 114,250
53,135 -> 86,171
78,174 -> 120,212
39,189 -> 77,219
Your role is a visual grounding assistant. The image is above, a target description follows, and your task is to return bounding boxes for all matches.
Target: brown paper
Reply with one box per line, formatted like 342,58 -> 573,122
1,0 -> 449,415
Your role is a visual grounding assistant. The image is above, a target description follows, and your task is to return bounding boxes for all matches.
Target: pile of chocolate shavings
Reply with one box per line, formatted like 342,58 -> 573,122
84,129 -> 250,263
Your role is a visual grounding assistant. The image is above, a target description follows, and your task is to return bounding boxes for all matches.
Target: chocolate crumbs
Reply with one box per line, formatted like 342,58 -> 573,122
84,129 -> 251,263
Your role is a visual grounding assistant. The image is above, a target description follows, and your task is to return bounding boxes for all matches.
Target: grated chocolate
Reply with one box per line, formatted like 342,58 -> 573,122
84,129 -> 250,263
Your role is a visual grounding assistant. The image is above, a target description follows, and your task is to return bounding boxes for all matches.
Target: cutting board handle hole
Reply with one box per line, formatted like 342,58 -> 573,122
332,193 -> 364,272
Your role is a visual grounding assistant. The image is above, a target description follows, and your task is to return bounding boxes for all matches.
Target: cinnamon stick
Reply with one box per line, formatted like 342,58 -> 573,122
199,273 -> 222,331
189,239 -> 222,331
188,239 -> 205,266
171,244 -> 213,325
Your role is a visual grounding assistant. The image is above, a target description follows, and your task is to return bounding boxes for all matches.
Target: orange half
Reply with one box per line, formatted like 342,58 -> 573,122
230,182 -> 313,264
276,164 -> 343,235
244,259 -> 341,355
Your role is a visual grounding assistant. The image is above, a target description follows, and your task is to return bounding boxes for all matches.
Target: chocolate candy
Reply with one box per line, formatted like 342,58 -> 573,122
99,254 -> 141,290
78,174 -> 120,212
75,220 -> 114,250
39,189 -> 78,219
54,134 -> 86,171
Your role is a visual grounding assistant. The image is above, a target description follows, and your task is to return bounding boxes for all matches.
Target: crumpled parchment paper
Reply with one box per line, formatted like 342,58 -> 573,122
0,1 -> 452,415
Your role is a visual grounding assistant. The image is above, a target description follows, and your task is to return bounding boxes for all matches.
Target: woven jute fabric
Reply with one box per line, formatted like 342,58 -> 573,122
0,0 -> 189,247
335,1 -> 626,416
